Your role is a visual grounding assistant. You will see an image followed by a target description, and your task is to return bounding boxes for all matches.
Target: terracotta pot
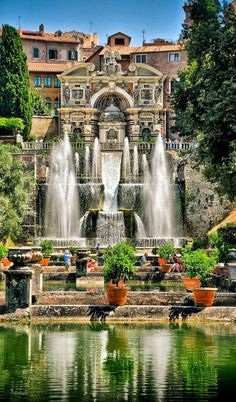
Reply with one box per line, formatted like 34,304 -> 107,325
107,280 -> 125,287
106,286 -> 129,306
158,258 -> 167,265
1,257 -> 11,268
193,288 -> 217,307
40,257 -> 50,267
159,264 -> 172,273
182,277 -> 201,291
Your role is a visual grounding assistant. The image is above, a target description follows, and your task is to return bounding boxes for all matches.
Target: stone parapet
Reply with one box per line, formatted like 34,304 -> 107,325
29,305 -> 236,322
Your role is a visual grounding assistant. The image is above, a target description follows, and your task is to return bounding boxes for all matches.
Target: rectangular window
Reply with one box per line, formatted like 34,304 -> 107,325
68,50 -> 78,60
115,38 -> 125,45
44,77 -> 51,87
135,54 -> 147,63
54,77 -> 61,88
49,49 -> 57,59
33,48 -> 39,58
34,76 -> 41,87
168,53 -> 180,62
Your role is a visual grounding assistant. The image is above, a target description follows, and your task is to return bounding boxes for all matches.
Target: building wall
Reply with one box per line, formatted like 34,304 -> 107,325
108,33 -> 131,47
30,116 -> 58,138
23,39 -> 80,63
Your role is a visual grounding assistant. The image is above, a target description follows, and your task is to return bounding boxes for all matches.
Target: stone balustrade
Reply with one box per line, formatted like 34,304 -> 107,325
21,141 -> 196,152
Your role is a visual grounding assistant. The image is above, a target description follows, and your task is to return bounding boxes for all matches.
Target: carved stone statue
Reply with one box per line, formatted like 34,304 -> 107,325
102,49 -> 124,77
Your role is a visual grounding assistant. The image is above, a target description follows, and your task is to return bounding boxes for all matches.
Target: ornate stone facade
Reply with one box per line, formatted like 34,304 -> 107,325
58,53 -> 166,143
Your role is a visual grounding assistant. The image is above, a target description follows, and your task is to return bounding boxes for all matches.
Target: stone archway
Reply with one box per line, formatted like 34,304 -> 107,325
91,86 -> 134,110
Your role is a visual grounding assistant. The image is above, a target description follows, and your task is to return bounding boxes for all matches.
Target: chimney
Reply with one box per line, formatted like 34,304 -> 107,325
39,24 -> 44,35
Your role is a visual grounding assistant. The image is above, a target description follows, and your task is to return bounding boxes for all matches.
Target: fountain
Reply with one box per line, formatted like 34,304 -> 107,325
44,134 -> 80,239
133,145 -> 139,177
41,132 -> 183,248
122,137 -> 131,177
143,133 -> 175,238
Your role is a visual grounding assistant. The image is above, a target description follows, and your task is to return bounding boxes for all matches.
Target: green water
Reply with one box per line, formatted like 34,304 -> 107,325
0,322 -> 236,401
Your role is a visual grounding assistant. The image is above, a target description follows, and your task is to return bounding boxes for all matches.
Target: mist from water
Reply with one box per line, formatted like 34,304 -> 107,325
44,134 -> 80,238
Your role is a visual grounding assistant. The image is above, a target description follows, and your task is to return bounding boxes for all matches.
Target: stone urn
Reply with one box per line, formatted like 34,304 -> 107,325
4,247 -> 43,310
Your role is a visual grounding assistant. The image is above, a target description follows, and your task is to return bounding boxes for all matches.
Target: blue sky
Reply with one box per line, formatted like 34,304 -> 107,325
0,0 -> 231,46
0,0 -> 188,45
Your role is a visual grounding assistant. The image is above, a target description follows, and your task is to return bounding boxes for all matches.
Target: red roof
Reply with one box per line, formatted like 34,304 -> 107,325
27,62 -> 75,72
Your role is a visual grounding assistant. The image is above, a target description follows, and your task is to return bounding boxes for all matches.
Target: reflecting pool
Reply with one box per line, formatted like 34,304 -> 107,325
0,322 -> 236,401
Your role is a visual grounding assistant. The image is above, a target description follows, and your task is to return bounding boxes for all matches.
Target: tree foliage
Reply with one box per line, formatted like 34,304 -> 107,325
0,25 -> 33,140
172,0 -> 236,200
0,145 -> 35,243
31,91 -> 50,116
0,117 -> 24,136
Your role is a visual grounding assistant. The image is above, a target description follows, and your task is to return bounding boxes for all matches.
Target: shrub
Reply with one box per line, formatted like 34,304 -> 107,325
0,245 -> 8,259
103,243 -> 136,286
158,244 -> 176,262
40,239 -> 54,257
183,249 -> 217,286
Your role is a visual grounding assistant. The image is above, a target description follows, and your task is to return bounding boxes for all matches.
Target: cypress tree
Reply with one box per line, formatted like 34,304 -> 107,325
0,24 -> 33,140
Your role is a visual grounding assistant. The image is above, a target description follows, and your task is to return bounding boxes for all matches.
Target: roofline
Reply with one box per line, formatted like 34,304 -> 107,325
85,46 -> 104,62
107,32 -> 131,41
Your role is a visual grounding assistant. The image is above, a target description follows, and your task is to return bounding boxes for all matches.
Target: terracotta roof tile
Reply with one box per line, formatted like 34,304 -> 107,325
27,62 -> 75,72
0,28 -> 81,43
131,44 -> 185,53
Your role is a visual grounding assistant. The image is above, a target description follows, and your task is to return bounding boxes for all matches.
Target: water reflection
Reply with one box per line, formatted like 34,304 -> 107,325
0,322 -> 236,401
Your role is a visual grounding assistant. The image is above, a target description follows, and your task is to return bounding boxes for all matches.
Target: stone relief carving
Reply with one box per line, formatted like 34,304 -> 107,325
117,81 -> 131,94
85,88 -> 91,103
129,63 -> 137,72
154,85 -> 162,103
133,87 -> 139,106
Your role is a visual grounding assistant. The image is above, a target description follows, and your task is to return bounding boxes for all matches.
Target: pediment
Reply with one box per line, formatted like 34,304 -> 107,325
128,63 -> 163,77
60,63 -> 96,78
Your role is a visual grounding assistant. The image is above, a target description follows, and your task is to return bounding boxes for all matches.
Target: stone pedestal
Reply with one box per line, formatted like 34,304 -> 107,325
4,246 -> 43,310
4,269 -> 33,310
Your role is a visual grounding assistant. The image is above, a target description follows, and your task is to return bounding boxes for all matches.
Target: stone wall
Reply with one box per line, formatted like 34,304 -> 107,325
183,157 -> 231,239
30,116 -> 58,138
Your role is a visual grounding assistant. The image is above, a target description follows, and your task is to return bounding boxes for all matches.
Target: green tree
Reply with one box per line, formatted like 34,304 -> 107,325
31,91 -> 50,116
172,0 -> 236,200
0,144 -> 35,243
0,25 -> 33,140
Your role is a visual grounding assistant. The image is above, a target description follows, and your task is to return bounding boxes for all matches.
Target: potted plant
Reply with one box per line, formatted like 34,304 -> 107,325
103,242 -> 136,306
39,239 -> 54,266
0,245 -> 10,268
182,249 -> 218,306
158,243 -> 176,273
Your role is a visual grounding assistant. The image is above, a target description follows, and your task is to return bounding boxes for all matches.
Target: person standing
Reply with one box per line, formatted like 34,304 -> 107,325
63,249 -> 72,272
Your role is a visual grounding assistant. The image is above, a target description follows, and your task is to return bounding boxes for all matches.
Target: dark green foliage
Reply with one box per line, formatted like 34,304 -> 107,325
0,25 -> 33,140
39,239 -> 54,257
172,1 -> 236,200
0,144 -> 34,243
31,91 -> 50,116
192,237 -> 209,251
103,243 -> 136,286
